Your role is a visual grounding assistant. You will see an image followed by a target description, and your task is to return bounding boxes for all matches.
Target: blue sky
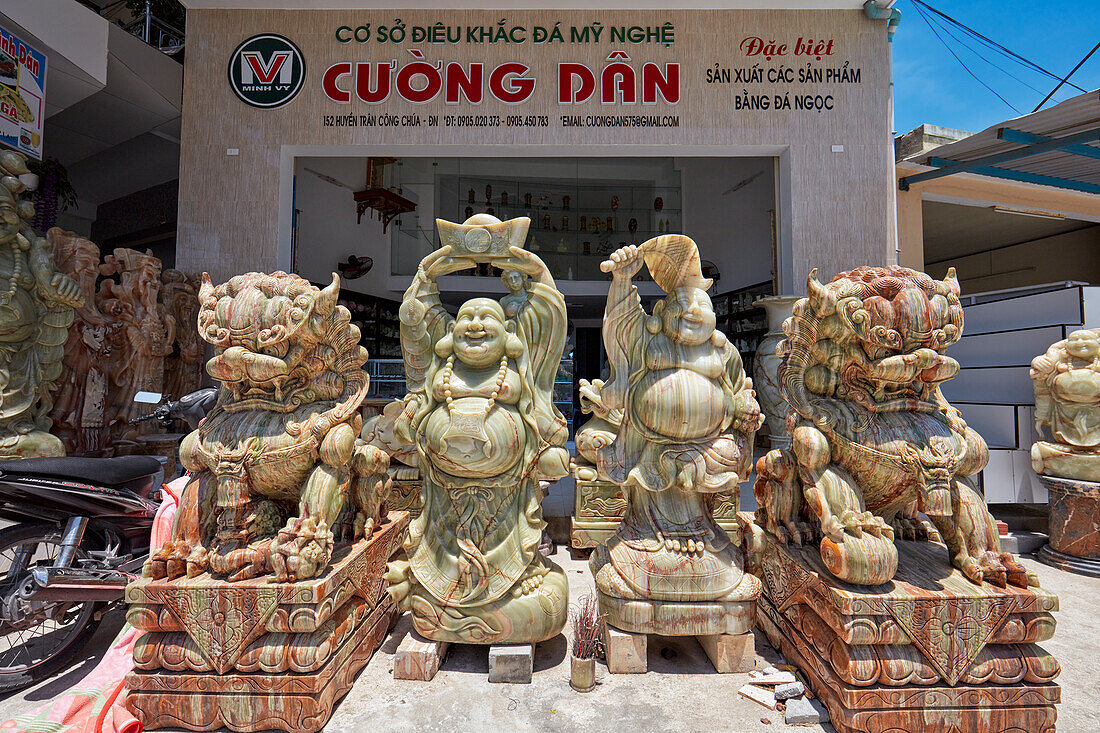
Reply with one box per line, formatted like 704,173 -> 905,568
891,0 -> 1100,136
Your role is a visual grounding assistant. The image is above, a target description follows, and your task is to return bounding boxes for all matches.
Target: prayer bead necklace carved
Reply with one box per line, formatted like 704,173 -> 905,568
441,353 -> 509,417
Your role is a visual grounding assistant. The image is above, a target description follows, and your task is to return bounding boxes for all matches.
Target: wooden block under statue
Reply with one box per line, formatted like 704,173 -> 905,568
748,513 -> 1060,733
125,512 -> 408,733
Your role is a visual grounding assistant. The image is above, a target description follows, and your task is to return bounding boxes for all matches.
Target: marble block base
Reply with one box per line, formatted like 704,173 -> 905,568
1037,475 -> 1100,577
393,630 -> 449,681
750,512 -> 1060,733
488,643 -> 534,683
125,512 -> 409,733
604,624 -> 647,674
698,631 -> 755,673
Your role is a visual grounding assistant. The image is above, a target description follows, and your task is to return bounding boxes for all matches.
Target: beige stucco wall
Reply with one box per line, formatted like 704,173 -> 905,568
177,9 -> 895,291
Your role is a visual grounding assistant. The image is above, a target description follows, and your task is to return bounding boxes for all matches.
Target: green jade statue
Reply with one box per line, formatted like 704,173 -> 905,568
386,214 -> 570,644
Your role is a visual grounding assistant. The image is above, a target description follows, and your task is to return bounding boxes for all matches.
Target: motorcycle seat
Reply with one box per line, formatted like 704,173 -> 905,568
0,456 -> 163,488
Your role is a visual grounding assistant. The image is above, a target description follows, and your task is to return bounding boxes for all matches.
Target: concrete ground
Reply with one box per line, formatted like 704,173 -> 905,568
0,548 -> 1097,732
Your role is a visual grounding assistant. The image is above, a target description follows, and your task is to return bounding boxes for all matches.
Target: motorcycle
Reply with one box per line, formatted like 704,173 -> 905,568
0,387 -> 216,691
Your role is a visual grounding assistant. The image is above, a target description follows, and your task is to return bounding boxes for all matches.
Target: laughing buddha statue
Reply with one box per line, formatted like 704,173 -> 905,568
590,236 -> 763,635
385,214 -> 570,644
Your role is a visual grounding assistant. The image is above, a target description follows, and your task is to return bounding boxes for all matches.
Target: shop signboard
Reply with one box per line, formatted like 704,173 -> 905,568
210,12 -> 876,141
0,24 -> 46,160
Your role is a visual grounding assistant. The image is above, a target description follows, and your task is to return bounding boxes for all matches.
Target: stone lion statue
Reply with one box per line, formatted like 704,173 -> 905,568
754,266 -> 1030,588
146,272 -> 390,582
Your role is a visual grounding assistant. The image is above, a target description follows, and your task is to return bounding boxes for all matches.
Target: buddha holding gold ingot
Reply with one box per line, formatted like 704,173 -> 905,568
385,215 -> 570,644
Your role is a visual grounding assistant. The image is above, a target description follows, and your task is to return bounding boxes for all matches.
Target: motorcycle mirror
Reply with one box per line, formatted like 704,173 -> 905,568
134,391 -> 162,404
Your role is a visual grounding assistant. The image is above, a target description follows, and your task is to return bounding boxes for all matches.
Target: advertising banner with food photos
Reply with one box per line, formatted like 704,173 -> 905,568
0,25 -> 47,160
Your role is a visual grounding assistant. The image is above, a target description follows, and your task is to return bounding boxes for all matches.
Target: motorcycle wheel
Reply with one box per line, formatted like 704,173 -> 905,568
0,522 -> 102,692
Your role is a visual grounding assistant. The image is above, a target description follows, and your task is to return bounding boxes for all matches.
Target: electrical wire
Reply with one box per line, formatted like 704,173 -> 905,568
910,0 -> 1088,93
911,1 -> 1021,113
916,6 -> 1045,95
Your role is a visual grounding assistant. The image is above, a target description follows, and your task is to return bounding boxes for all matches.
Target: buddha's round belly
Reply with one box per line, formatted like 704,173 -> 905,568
424,398 -> 525,478
636,370 -> 725,440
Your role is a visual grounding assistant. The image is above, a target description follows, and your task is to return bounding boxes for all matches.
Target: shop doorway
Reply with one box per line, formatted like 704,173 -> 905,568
290,154 -> 778,433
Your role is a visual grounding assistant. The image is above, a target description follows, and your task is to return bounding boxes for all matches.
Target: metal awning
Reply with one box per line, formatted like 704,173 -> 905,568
899,89 -> 1100,194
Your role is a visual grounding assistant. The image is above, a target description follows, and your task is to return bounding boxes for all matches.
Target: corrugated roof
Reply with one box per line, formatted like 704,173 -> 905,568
912,90 -> 1100,189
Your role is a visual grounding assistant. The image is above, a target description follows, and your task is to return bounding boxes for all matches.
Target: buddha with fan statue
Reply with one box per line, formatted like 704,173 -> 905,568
591,236 -> 763,636
385,214 -> 570,644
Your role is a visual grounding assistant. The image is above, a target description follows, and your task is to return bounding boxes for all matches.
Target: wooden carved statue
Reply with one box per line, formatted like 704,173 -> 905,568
1031,328 -> 1100,481
161,269 -> 206,400
590,236 -> 763,635
99,248 -> 174,446
0,152 -> 83,458
385,214 -> 571,644
754,266 -> 1030,588
46,228 -> 116,455
146,272 -> 391,582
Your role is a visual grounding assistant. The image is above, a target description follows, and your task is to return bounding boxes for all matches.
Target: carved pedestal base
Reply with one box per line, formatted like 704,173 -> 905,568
571,476 -> 626,549
387,472 -> 424,519
1036,475 -> 1100,578
125,512 -> 409,733
570,475 -> 740,548
751,514 -> 1060,733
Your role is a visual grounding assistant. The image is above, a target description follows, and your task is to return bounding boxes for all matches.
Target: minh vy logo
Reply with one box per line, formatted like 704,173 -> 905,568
228,34 -> 305,109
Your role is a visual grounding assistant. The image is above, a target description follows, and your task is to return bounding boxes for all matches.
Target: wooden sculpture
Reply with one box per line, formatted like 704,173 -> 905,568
750,266 -> 1059,733
590,237 -> 763,638
46,228 -> 114,455
127,272 -> 404,732
99,248 -> 174,447
1031,328 -> 1100,576
385,214 -> 570,645
0,152 -> 83,459
162,269 -> 206,399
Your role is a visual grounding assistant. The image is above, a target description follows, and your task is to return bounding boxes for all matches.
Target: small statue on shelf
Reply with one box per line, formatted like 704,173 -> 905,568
562,194 -> 570,210
501,191 -> 508,207
485,183 -> 492,205
386,214 -> 570,644
468,188 -> 475,204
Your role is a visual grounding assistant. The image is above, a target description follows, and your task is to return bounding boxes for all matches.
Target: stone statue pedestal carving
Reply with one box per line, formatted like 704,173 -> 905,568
751,514 -> 1060,733
1036,475 -> 1100,578
126,511 -> 408,733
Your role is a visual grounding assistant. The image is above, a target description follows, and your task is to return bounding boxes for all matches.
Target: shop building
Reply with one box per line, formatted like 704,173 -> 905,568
173,0 -> 900,515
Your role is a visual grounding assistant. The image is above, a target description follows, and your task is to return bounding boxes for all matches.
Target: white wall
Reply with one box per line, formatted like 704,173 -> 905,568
680,157 -> 775,293
293,158 -> 392,298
